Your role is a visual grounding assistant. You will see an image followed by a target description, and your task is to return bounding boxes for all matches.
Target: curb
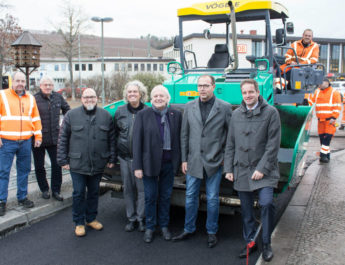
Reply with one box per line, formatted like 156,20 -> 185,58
0,181 -> 73,238
255,149 -> 345,265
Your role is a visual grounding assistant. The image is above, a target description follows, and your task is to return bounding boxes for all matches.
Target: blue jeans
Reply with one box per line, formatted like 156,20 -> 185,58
70,171 -> 102,226
184,167 -> 222,234
0,138 -> 32,202
142,162 -> 174,231
238,187 -> 275,244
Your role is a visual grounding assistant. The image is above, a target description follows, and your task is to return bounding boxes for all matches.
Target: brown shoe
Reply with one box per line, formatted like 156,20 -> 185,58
75,225 -> 86,237
86,220 -> 103,231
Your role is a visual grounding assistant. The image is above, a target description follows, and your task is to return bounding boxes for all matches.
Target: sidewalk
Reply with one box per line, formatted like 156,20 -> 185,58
0,172 -> 73,237
257,118 -> 345,264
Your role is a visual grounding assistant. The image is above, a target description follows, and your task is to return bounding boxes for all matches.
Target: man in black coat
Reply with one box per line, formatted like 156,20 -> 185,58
132,85 -> 182,243
57,88 -> 115,237
32,76 -> 70,201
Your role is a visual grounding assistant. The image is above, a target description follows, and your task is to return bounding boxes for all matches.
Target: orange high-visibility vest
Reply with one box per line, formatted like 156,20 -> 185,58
309,86 -> 341,121
280,39 -> 319,73
0,88 -> 42,141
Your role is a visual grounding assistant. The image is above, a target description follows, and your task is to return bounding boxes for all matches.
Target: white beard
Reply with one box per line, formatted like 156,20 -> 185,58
85,104 -> 96,111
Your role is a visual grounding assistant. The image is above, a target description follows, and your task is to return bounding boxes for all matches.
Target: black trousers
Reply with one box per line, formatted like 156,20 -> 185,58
32,145 -> 62,193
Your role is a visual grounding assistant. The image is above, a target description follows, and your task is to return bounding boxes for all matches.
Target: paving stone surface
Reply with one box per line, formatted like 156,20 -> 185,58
285,145 -> 345,265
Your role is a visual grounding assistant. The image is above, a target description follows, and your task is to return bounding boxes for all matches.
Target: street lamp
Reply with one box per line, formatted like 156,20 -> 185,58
91,16 -> 113,106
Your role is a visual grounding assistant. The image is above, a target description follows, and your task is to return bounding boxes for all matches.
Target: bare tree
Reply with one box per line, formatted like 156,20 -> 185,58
0,12 -> 22,88
50,0 -> 88,100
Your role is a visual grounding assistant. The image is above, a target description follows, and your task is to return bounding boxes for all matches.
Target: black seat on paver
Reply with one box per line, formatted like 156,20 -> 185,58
207,44 -> 230,68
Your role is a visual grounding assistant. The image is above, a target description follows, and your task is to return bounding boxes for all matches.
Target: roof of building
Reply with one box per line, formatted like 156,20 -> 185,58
32,31 -> 163,59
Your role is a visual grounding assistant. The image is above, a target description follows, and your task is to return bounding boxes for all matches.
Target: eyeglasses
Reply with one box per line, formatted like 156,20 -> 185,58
42,84 -> 53,87
197,84 -> 212,89
82,96 -> 97,99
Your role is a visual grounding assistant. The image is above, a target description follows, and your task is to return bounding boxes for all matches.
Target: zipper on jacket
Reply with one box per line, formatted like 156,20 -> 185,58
129,113 -> 135,158
19,97 -> 22,140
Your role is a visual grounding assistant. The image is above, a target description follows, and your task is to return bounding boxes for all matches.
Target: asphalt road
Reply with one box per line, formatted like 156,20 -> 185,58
0,188 -> 295,265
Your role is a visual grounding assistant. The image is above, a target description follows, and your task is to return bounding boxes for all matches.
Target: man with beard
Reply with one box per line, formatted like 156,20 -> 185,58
0,71 -> 42,216
57,88 -> 116,237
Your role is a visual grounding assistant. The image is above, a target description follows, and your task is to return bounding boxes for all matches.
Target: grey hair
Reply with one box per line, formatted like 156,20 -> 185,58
123,80 -> 148,103
150,85 -> 171,104
39,76 -> 54,84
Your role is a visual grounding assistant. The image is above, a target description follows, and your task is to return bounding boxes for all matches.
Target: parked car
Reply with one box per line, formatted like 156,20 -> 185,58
56,86 -> 87,98
332,81 -> 345,100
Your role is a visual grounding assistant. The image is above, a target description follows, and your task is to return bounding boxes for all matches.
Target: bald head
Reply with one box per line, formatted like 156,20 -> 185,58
81,88 -> 97,110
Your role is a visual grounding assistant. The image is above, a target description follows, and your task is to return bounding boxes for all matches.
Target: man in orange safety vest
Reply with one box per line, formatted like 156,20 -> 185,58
275,29 -> 319,90
309,78 -> 341,163
0,72 -> 42,216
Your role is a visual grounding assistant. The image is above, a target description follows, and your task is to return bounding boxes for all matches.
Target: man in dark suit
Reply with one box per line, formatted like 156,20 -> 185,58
133,85 -> 182,243
172,75 -> 232,248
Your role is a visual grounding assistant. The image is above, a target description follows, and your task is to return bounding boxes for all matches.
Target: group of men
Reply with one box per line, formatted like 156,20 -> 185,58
0,29 -> 340,262
0,71 -> 279,262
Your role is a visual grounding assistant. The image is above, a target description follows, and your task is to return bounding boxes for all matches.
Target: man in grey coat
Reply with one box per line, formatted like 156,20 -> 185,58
172,75 -> 232,248
224,79 -> 281,262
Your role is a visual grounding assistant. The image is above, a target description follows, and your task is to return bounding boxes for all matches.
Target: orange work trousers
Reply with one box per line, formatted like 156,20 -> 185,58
318,120 -> 336,135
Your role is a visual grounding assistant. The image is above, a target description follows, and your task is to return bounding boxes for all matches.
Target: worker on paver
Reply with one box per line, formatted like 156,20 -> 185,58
308,77 -> 341,163
0,71 -> 42,216
275,29 -> 319,90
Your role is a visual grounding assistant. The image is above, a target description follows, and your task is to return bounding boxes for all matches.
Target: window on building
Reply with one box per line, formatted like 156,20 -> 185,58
128,64 -> 132,71
319,44 -> 328,69
140,64 -> 145,71
103,64 -> 106,71
330,44 -> 340,73
61,64 -> 66,71
115,63 -> 119,71
54,64 -> 59,71
121,63 -> 126,71
252,41 -> 262,57
75,64 -> 80,71
159,64 -> 164,71
40,64 -> 46,71
82,64 -> 86,71
147,64 -> 151,71
134,64 -> 138,71
153,64 -> 157,71
88,64 -> 93,71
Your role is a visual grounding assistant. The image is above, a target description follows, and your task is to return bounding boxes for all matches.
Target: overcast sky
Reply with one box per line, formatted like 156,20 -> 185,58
5,0 -> 345,39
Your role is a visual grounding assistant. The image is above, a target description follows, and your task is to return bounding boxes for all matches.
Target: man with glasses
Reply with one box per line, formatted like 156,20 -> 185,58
57,88 -> 115,237
172,75 -> 232,248
32,76 -> 70,201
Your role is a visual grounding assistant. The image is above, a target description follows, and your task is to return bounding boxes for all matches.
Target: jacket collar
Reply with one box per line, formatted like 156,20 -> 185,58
192,96 -> 220,126
239,95 -> 267,116
9,88 -> 26,97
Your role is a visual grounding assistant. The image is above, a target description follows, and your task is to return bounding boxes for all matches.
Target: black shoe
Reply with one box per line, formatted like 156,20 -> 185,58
239,244 -> 258,258
172,231 -> 195,242
319,156 -> 329,163
0,202 -> 6,216
143,229 -> 154,243
18,198 -> 34,208
52,192 -> 63,201
138,221 -> 145,232
42,191 -> 50,200
339,125 -> 345,130
207,234 -> 218,248
161,227 -> 172,241
125,221 -> 136,232
262,244 -> 274,262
